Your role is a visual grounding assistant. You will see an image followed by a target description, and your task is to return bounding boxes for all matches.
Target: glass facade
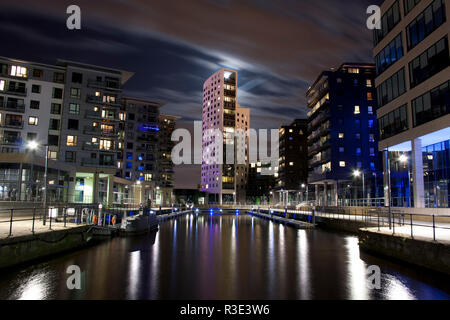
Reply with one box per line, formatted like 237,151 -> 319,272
423,139 -> 450,208
0,163 -> 69,202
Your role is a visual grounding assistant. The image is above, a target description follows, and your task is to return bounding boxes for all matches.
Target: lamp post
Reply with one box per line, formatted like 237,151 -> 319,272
27,141 -> 49,225
353,169 -> 365,207
399,154 -> 411,208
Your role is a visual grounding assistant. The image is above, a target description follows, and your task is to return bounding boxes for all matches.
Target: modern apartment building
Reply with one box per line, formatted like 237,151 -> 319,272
0,57 -> 71,202
374,0 -> 449,209
247,161 -> 277,204
157,113 -> 179,206
56,60 -> 133,205
0,56 -> 179,207
120,97 -> 164,205
306,63 -> 381,206
201,68 -> 250,204
275,119 -> 309,205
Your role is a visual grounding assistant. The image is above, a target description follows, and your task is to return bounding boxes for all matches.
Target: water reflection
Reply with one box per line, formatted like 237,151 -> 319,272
0,214 -> 449,300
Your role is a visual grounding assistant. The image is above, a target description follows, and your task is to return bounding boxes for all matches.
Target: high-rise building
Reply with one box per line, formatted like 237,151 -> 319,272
0,55 -> 180,207
121,97 -> 164,204
56,60 -> 133,204
247,161 -> 277,205
374,0 -> 449,209
0,57 -> 72,202
157,114 -> 179,206
275,119 -> 309,205
201,68 -> 250,204
306,63 -> 381,206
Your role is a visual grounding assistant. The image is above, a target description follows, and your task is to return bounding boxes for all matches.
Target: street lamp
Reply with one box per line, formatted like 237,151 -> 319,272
353,169 -> 365,206
399,154 -> 411,208
27,141 -> 49,225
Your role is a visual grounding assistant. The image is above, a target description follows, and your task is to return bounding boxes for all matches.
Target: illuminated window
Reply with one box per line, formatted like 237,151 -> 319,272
95,91 -> 101,97
66,136 -> 77,146
367,92 -> 373,101
366,79 -> 373,87
339,133 -> 344,139
289,162 -> 294,166
69,103 -> 80,115
100,139 -> 113,150
368,106 -> 373,114
10,65 -> 27,77
289,129 -> 293,133
28,116 -> 38,126
0,80 -> 5,91
348,68 -> 359,74
339,161 -> 346,167
354,106 -> 361,114
145,174 -> 152,181
48,151 -> 58,160
92,137 -> 98,143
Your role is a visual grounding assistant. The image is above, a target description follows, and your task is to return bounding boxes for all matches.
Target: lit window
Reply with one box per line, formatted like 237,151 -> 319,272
66,135 -> 77,146
145,174 -> 152,181
289,162 -> 294,166
339,161 -> 346,167
369,134 -> 375,142
339,147 -> 344,153
366,79 -> 373,87
95,91 -> 101,97
28,116 -> 38,126
289,129 -> 293,133
367,92 -> 373,101
368,106 -> 373,114
0,80 -> 5,91
354,106 -> 360,114
100,139 -> 113,150
339,133 -> 344,139
348,68 -> 359,74
10,65 -> 27,77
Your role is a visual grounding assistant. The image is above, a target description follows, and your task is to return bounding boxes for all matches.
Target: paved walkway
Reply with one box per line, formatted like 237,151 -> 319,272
0,218 -> 83,240
259,208 -> 450,243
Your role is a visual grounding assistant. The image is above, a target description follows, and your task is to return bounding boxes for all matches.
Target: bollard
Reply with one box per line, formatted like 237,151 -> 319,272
432,215 -> 436,241
9,208 -> 13,237
410,214 -> 413,239
32,207 -> 36,234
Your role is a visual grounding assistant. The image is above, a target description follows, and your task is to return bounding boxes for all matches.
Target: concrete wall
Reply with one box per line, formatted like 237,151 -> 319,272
0,226 -> 90,269
359,229 -> 450,275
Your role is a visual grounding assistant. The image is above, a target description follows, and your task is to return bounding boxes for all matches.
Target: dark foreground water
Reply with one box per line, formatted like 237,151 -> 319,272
0,214 -> 449,300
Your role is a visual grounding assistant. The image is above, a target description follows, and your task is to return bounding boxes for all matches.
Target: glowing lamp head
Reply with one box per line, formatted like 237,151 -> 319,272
399,155 -> 408,163
353,170 -> 361,177
27,141 -> 39,150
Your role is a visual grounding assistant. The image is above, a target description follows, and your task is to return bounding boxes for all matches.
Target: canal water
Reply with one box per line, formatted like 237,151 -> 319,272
0,213 -> 449,300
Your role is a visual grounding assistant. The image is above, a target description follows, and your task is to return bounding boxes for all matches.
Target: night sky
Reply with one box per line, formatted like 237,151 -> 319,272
0,0 -> 382,189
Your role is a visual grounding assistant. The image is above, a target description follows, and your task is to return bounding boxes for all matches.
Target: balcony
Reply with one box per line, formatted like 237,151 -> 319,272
82,142 -> 116,152
5,87 -> 27,97
81,158 -> 115,168
3,120 -> 23,129
136,135 -> 158,143
86,95 -> 122,107
85,110 -> 120,121
0,137 -> 22,146
83,126 -> 118,137
87,79 -> 121,91
308,141 -> 330,156
0,101 -> 25,113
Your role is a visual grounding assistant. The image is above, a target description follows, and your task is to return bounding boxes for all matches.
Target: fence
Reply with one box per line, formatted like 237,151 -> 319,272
249,205 -> 450,242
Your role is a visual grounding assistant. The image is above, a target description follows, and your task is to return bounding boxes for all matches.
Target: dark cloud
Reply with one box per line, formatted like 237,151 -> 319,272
0,0 -> 382,188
